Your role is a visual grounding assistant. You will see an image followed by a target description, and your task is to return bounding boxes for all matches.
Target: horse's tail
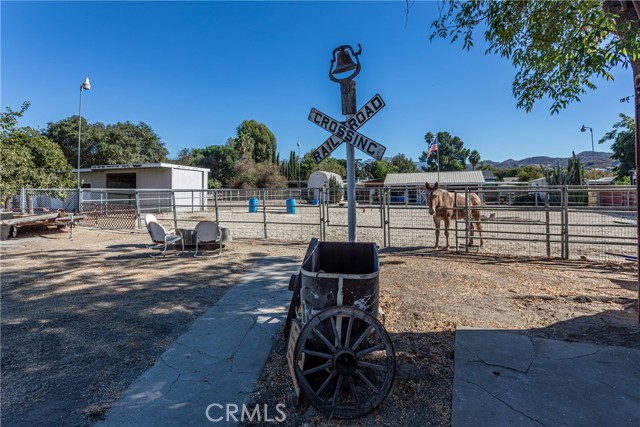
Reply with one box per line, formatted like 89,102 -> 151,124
480,213 -> 495,221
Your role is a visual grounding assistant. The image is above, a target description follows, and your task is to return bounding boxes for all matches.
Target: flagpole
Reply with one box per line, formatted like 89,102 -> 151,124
436,139 -> 440,183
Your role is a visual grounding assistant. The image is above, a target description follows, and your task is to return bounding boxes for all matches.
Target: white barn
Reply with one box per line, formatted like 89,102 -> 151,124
76,162 -> 210,212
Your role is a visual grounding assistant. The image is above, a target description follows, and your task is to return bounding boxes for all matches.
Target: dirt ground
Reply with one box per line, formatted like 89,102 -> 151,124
244,249 -> 640,426
0,226 -> 304,427
1,226 -> 639,427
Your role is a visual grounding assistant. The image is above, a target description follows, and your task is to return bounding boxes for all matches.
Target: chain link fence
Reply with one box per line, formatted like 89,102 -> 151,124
8,184 -> 637,262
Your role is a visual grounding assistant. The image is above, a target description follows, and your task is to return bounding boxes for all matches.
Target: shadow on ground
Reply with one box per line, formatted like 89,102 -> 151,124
1,240 -> 250,427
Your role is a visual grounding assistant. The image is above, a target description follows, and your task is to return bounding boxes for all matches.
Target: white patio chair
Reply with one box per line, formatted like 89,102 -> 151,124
194,221 -> 222,258
144,213 -> 176,249
146,221 -> 184,257
144,213 -> 158,226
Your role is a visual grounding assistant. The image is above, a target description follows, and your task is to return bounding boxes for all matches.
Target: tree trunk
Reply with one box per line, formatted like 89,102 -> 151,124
4,197 -> 11,210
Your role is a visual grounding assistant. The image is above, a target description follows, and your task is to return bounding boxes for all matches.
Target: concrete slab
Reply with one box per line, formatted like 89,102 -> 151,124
98,256 -> 298,427
452,327 -> 640,427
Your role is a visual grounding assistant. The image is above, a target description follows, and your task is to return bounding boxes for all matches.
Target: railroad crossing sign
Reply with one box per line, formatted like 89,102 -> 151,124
309,94 -> 386,163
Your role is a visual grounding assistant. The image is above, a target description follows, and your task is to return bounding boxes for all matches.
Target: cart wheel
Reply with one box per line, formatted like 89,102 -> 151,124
294,306 -> 395,419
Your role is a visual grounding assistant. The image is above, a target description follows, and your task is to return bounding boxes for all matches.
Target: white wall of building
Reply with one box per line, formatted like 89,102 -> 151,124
171,168 -> 209,211
138,169 -> 172,188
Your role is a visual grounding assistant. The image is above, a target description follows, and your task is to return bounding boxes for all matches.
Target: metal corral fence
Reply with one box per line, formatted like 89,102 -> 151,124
9,184 -> 638,262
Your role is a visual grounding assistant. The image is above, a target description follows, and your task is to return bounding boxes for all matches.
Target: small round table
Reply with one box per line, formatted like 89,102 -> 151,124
178,226 -> 232,248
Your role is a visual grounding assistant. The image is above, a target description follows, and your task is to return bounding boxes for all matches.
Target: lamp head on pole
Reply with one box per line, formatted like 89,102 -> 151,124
81,77 -> 91,91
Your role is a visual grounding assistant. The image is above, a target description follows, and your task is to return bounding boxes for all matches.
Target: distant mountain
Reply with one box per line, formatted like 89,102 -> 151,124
482,151 -> 618,170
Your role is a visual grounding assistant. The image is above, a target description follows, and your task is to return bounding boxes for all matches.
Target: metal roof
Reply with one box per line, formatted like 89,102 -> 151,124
384,171 -> 486,186
74,162 -> 210,173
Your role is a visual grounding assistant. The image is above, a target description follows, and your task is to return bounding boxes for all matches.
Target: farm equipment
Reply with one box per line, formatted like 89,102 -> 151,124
285,238 -> 395,419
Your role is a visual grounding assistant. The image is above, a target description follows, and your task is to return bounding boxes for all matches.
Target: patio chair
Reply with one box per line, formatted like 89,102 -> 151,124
144,213 -> 158,226
193,221 -> 222,258
144,213 -> 173,249
146,221 -> 184,257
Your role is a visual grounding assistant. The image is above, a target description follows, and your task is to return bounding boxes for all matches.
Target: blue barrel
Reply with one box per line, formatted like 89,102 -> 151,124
286,198 -> 297,214
312,199 -> 319,205
248,198 -> 259,213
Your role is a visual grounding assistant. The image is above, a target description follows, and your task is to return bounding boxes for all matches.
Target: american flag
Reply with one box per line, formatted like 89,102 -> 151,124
426,138 -> 438,158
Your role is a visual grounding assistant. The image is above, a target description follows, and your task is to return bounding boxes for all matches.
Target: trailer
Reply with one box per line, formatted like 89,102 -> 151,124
0,211 -> 84,240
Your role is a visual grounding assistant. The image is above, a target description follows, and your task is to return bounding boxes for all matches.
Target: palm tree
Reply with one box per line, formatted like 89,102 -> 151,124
469,150 -> 481,170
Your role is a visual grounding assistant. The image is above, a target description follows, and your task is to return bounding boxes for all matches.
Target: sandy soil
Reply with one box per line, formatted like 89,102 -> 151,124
1,226 -> 638,427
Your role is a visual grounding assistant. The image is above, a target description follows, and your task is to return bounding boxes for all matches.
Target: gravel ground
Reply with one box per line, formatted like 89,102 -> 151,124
1,225 -> 638,427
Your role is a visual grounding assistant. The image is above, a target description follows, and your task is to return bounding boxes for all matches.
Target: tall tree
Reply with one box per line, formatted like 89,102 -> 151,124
44,117 -> 168,167
1,104 -> 74,205
279,150 -> 300,181
390,153 -> 418,173
172,147 -> 202,166
419,131 -> 469,171
233,120 -> 277,163
196,145 -> 239,187
469,150 -> 481,170
229,156 -> 286,188
429,1 -> 640,114
363,160 -> 396,180
599,113 -> 635,182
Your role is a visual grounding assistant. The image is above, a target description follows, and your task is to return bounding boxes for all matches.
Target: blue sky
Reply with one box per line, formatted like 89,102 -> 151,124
2,1 -> 635,164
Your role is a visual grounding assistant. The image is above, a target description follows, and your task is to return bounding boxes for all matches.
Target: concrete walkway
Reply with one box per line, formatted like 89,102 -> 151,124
98,256 -> 298,427
452,327 -> 640,427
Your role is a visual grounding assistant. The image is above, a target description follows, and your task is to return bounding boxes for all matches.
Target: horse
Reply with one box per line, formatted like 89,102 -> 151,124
425,182 -> 484,249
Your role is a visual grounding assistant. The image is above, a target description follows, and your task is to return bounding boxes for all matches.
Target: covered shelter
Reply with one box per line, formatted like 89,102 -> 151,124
383,171 -> 486,204
307,171 -> 344,201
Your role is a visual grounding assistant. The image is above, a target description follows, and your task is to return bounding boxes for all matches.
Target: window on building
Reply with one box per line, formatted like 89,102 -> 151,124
106,173 -> 136,189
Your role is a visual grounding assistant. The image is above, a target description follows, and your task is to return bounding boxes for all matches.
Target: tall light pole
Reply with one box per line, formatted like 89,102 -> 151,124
297,141 -> 301,189
580,125 -> 595,171
77,77 -> 91,211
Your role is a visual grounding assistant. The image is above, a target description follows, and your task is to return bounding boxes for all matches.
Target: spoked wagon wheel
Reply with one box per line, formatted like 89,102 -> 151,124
293,306 -> 395,419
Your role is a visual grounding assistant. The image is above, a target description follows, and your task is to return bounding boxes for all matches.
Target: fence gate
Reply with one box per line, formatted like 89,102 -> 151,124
323,187 -> 386,246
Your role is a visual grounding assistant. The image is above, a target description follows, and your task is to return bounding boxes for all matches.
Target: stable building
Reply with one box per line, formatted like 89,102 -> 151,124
77,163 -> 209,190
384,171 -> 486,188
383,171 -> 486,204
75,162 -> 210,212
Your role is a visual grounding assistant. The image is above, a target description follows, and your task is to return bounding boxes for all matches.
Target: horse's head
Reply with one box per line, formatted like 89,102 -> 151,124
425,182 -> 441,215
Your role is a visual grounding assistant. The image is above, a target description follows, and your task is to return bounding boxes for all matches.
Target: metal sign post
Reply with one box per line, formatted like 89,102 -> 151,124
308,44 -> 387,243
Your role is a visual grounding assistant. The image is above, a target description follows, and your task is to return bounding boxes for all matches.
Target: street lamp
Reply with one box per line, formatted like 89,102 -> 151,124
580,125 -> 595,170
297,141 -> 301,189
77,77 -> 90,212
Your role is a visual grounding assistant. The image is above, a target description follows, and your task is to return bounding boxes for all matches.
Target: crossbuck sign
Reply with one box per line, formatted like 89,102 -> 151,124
309,94 -> 386,163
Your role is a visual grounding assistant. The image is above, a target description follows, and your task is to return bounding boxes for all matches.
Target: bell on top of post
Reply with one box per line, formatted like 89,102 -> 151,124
329,44 -> 361,83
332,47 -> 357,75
